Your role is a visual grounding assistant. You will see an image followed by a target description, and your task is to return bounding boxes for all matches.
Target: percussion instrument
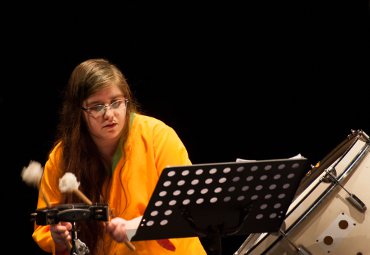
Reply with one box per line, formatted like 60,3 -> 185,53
31,203 -> 109,255
235,129 -> 370,255
31,203 -> 109,225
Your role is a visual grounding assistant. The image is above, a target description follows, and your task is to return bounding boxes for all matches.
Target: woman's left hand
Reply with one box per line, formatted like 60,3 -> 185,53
105,217 -> 129,243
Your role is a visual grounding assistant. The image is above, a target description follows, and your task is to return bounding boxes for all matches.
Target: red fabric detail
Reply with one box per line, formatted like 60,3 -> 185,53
157,239 -> 176,251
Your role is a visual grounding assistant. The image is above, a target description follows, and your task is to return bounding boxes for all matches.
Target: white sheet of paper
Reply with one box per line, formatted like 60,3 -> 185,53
236,153 -> 304,162
126,216 -> 143,241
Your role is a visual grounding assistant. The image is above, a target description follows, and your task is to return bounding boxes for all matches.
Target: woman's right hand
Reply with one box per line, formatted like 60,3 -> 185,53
50,222 -> 72,252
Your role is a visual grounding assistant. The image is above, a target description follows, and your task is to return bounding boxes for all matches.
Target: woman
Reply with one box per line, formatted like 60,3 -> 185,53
32,58 -> 207,255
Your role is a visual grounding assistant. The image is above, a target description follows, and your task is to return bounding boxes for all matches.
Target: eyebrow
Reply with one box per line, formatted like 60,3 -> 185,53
85,96 -> 125,106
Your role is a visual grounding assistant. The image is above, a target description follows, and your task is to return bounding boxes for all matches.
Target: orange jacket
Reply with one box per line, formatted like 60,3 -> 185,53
32,113 -> 207,255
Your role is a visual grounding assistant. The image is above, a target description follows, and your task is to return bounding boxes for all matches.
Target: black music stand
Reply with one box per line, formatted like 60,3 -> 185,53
130,158 -> 309,255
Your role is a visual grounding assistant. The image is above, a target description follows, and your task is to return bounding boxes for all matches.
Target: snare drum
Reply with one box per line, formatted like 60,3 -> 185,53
235,130 -> 370,255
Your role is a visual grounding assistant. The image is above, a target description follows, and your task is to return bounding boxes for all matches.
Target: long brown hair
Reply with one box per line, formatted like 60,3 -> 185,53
55,58 -> 137,253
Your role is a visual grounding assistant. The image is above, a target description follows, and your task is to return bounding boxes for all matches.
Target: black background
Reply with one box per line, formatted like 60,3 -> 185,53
1,2 -> 369,254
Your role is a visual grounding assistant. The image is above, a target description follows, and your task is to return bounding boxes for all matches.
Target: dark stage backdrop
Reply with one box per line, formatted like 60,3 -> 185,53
1,2 -> 369,255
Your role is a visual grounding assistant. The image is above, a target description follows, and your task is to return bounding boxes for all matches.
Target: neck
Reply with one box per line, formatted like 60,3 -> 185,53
95,137 -> 120,166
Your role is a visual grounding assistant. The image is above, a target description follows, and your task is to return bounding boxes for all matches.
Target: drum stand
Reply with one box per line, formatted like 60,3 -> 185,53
70,221 -> 89,255
58,208 -> 92,255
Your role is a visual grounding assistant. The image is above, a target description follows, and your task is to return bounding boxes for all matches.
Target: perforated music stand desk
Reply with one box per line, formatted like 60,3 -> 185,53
131,158 -> 308,254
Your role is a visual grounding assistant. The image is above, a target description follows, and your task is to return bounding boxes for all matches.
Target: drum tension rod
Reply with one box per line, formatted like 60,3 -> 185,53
324,167 -> 367,213
279,229 -> 312,255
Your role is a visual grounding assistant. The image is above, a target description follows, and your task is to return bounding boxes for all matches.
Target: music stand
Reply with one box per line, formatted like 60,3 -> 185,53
131,158 -> 308,255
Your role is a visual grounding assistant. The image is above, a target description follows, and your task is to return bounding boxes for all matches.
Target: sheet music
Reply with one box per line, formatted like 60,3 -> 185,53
236,153 -> 305,162
126,216 -> 143,241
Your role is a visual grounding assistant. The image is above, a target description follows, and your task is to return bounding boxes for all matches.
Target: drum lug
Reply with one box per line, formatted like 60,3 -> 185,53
279,229 -> 313,255
297,245 -> 312,255
324,167 -> 367,213
321,167 -> 337,183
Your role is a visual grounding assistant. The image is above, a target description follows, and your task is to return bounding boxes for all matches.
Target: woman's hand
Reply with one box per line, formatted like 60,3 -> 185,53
50,222 -> 72,252
105,217 -> 136,251
105,217 -> 129,243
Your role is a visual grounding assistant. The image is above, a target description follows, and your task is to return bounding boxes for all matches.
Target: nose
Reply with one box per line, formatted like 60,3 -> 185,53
103,105 -> 114,118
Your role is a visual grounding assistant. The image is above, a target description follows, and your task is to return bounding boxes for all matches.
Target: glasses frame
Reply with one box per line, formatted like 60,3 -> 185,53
81,99 -> 128,118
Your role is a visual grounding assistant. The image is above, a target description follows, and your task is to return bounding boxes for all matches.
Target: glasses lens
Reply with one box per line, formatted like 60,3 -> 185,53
111,100 -> 123,109
86,99 -> 127,118
90,106 -> 104,118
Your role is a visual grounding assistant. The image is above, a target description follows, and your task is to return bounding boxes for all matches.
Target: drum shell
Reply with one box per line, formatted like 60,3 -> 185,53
237,134 -> 370,255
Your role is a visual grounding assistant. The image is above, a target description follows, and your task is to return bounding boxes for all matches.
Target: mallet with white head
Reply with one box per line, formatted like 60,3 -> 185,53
21,160 -> 51,207
59,172 -> 93,205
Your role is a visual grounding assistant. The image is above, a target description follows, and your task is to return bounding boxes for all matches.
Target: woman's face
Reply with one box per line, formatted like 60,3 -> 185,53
82,84 -> 127,145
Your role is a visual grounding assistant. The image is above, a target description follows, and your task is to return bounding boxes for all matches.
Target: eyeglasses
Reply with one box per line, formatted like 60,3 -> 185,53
81,99 -> 128,118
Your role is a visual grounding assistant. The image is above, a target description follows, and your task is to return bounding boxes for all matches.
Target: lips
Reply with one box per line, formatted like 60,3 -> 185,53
103,123 -> 117,129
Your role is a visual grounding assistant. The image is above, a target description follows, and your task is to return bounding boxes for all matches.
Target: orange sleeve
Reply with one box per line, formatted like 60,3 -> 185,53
32,143 -> 64,254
